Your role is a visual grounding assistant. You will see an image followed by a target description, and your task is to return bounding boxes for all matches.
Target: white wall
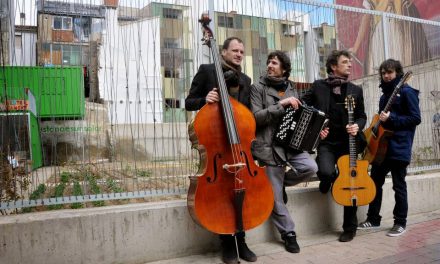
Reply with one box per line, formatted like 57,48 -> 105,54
98,8 -> 163,124
0,173 -> 439,264
13,32 -> 37,66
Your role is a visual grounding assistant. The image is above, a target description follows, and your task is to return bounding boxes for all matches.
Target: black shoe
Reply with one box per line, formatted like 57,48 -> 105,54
237,239 -> 257,262
283,185 -> 288,204
282,231 -> 300,253
221,239 -> 238,264
339,231 -> 356,242
319,180 -> 332,194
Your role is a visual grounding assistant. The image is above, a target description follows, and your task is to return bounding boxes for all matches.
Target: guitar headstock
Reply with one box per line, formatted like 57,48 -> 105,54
345,95 -> 355,113
398,71 -> 413,87
199,13 -> 213,48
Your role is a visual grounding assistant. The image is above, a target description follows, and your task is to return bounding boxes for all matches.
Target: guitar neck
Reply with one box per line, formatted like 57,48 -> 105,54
382,85 -> 400,113
347,95 -> 357,167
382,72 -> 412,113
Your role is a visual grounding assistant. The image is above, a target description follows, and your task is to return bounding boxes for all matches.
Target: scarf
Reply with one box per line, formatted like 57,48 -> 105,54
221,58 -> 241,74
380,76 -> 402,95
221,59 -> 241,92
265,74 -> 288,92
221,59 -> 241,97
325,73 -> 348,95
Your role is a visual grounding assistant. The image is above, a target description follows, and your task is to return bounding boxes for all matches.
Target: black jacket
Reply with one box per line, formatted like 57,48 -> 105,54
185,64 -> 252,111
301,79 -> 367,146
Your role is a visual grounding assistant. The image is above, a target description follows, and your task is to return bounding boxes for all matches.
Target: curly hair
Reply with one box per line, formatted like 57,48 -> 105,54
379,59 -> 404,79
267,50 -> 292,78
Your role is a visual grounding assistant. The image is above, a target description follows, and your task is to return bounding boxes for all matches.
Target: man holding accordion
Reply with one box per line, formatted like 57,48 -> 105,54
250,50 -> 318,254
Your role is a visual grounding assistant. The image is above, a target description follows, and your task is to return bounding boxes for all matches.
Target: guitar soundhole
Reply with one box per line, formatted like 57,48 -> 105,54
351,170 -> 357,177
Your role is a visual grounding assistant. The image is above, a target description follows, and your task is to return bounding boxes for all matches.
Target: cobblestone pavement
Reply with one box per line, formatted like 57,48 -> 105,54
148,210 -> 440,264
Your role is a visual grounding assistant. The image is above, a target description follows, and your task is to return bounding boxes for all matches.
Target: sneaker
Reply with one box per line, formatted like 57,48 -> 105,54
387,225 -> 406,237
358,221 -> 380,230
282,232 -> 300,253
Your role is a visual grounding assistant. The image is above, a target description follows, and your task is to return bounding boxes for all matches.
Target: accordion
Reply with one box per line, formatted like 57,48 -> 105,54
274,105 -> 328,152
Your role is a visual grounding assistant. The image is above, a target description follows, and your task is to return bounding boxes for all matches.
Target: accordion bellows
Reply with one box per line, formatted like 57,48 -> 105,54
274,105 -> 328,152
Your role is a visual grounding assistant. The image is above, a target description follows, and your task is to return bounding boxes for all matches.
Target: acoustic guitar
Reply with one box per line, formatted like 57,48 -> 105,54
332,95 -> 376,207
363,71 -> 413,165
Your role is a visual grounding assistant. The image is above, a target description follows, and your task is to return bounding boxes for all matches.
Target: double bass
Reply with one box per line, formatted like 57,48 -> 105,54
187,14 -> 274,234
332,95 -> 376,207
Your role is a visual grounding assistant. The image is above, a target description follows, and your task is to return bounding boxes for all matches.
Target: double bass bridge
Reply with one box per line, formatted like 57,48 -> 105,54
223,162 -> 246,173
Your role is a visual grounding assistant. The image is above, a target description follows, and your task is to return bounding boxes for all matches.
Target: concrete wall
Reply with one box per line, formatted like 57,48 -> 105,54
1,173 -> 439,264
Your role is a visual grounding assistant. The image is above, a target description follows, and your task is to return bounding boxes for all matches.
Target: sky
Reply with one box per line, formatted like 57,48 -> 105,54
13,0 -> 336,26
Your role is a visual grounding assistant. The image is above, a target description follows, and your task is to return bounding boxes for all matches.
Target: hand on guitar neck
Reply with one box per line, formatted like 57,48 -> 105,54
363,71 -> 413,165
332,95 -> 376,207
379,111 -> 390,122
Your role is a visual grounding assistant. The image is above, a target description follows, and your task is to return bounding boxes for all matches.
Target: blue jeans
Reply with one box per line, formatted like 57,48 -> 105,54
367,159 -> 409,227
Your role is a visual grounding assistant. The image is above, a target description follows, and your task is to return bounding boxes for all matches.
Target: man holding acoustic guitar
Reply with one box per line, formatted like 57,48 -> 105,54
302,50 -> 368,242
358,59 -> 421,237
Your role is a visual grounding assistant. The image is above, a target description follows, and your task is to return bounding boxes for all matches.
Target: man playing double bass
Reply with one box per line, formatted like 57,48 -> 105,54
185,37 -> 256,264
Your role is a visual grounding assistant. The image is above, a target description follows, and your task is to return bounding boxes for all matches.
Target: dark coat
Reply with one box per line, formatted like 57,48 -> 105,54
380,84 -> 421,162
185,64 -> 252,111
301,79 -> 367,132
301,79 -> 367,154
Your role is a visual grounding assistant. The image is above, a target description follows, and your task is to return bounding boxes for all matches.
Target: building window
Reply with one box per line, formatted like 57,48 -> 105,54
41,43 -> 83,66
73,17 -> 91,42
165,98 -> 180,108
163,8 -> 182,19
53,16 -> 73,30
164,68 -> 180,78
282,24 -> 295,37
218,16 -> 234,28
62,45 -> 81,65
15,35 -> 22,50
164,38 -> 180,49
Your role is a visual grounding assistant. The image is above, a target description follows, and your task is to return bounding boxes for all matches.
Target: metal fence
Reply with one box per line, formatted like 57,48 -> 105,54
1,0 -> 440,211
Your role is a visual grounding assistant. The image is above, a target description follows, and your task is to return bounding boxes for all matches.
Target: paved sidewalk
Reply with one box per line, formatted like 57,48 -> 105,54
148,210 -> 440,264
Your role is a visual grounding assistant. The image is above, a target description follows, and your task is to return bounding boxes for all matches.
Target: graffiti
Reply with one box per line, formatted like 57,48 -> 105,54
40,126 -> 101,133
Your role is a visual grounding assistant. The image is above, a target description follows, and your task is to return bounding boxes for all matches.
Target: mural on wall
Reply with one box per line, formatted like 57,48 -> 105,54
336,0 -> 440,78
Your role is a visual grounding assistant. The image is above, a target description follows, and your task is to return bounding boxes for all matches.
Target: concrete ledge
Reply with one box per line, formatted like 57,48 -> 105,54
1,173 -> 439,264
